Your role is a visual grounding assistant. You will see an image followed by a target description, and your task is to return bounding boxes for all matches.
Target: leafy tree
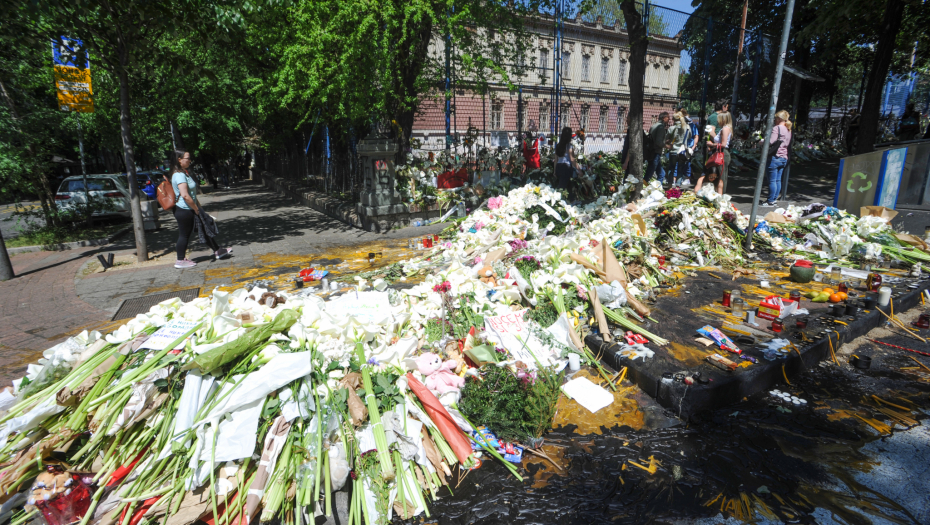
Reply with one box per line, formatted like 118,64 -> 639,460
261,0 -> 553,158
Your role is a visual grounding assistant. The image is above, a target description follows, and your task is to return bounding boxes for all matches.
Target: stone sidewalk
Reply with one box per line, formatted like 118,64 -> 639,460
0,181 -> 444,385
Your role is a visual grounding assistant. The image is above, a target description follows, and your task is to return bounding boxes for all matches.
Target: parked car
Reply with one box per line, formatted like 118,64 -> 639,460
55,174 -> 131,218
136,170 -> 166,200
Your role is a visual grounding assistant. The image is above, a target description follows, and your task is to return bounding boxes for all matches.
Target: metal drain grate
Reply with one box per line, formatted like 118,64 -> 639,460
111,288 -> 201,321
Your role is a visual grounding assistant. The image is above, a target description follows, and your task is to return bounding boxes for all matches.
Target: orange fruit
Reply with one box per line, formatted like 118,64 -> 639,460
822,288 -> 834,295
837,292 -> 848,300
829,293 -> 843,303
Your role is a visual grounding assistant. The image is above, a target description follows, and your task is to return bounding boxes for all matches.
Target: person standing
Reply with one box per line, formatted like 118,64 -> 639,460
897,102 -> 920,141
522,131 -> 541,173
645,112 -> 670,183
846,109 -> 860,153
554,127 -> 581,200
707,111 -> 733,194
707,100 -> 727,133
761,110 -> 792,206
171,149 -> 232,269
667,111 -> 693,187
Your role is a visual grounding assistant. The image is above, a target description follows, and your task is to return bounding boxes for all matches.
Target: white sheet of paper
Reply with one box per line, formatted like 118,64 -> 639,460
325,291 -> 393,324
140,320 -> 200,350
560,377 -> 614,414
539,202 -> 565,222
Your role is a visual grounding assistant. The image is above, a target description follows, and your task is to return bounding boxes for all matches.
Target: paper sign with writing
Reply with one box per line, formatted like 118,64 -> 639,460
141,320 -> 200,351
484,309 -> 554,367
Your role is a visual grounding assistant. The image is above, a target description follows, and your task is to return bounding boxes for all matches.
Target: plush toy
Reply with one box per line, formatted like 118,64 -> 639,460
443,340 -> 467,375
415,352 -> 465,396
477,265 -> 498,287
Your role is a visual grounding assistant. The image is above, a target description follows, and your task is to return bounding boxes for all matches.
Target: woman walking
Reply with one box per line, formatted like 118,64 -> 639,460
553,127 -> 581,200
762,110 -> 792,206
667,111 -> 693,187
706,111 -> 733,194
172,149 -> 231,269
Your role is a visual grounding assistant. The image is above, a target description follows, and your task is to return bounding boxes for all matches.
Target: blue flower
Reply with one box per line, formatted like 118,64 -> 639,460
468,228 -> 478,233
367,357 -> 379,366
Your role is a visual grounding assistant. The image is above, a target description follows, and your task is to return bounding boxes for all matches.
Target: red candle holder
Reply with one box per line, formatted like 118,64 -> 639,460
722,290 -> 732,308
771,319 -> 784,333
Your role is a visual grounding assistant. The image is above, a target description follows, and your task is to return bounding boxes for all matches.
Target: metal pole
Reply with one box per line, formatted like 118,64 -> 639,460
77,117 -> 90,207
857,60 -> 867,111
444,9 -> 452,150
780,79 -> 802,201
749,31 -> 761,129
518,85 -> 523,141
644,0 -> 650,36
745,0 -> 797,251
699,18 -> 713,158
552,0 -> 562,134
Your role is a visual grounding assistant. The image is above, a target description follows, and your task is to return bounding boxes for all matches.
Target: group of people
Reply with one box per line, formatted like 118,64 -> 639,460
520,97 -> 794,207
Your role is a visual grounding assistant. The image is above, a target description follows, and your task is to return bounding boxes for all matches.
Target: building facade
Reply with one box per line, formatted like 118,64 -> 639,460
412,14 -> 683,154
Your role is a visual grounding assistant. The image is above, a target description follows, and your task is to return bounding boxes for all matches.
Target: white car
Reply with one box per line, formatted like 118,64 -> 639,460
55,174 -> 132,218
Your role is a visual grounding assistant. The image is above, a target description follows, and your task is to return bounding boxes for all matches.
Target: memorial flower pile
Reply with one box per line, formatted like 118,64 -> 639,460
0,178 -> 907,525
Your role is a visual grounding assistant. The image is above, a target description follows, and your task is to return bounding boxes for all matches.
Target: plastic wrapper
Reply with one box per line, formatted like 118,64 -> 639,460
35,475 -> 92,525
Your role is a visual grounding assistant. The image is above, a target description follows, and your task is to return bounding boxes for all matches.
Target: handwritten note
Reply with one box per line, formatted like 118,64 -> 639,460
484,309 -> 554,368
140,320 -> 200,351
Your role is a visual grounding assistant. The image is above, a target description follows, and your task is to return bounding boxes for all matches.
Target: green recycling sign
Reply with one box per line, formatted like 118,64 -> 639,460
846,172 -> 873,193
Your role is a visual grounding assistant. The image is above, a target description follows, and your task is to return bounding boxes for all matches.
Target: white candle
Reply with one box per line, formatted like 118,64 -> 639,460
568,353 -> 581,371
878,286 -> 892,307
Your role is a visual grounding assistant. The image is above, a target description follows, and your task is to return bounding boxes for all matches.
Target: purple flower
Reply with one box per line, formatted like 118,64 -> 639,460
367,357 -> 379,366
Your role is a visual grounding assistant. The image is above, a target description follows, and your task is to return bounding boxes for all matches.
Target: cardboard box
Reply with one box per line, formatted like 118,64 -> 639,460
757,296 -> 796,320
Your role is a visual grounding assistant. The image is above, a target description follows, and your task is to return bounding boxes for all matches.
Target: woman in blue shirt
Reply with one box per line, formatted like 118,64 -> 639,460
172,150 -> 231,268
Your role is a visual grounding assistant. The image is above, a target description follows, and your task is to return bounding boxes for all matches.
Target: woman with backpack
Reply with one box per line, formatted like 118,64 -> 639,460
170,149 -> 231,269
761,110 -> 792,207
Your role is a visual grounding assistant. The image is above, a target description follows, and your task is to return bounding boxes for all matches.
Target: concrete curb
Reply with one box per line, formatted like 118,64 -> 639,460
8,227 -> 131,254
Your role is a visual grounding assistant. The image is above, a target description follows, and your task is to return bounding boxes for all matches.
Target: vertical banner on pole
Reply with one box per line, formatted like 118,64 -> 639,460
52,38 -> 94,113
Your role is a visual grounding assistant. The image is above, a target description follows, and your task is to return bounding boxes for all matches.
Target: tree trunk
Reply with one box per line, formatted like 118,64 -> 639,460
0,227 -> 13,281
620,1 -> 648,197
857,0 -> 905,154
392,12 -> 433,164
117,39 -> 148,261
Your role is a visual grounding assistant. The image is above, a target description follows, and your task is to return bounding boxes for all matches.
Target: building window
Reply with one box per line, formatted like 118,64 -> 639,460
538,49 -> 548,77
491,101 -> 503,130
581,55 -> 591,81
579,105 -> 590,131
560,103 -> 571,128
599,106 -> 609,133
601,57 -> 610,83
562,50 -> 571,78
618,60 -> 628,85
540,102 -> 550,132
617,107 -> 626,133
519,99 -> 529,131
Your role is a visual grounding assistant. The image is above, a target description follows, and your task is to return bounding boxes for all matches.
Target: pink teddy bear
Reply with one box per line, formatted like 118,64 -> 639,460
415,352 -> 465,396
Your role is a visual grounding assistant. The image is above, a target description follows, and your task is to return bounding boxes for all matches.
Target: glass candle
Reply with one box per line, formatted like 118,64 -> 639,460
771,319 -> 784,333
796,317 -> 808,329
433,234 -> 440,243
731,299 -> 745,320
915,313 -> 930,329
730,290 -> 741,305
837,282 -> 848,293
831,267 -> 842,284
789,290 -> 801,302
658,255 -> 666,266
722,290 -> 732,307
